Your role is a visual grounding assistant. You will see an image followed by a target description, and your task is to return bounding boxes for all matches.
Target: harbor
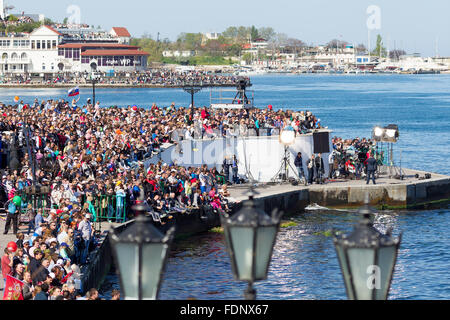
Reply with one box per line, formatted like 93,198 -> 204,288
1,73 -> 450,301
3,164 -> 449,299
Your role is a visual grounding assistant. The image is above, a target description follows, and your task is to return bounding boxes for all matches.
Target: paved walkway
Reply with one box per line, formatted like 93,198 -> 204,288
228,167 -> 448,200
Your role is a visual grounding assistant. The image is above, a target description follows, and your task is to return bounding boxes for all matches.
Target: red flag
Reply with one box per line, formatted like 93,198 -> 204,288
3,275 -> 24,301
61,272 -> 73,284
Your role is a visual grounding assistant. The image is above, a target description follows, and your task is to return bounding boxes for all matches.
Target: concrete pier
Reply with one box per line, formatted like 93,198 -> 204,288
229,168 -> 450,213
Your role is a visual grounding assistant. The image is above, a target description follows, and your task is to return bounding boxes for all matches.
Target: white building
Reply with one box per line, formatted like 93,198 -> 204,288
109,27 -> 131,44
0,25 -> 61,76
202,32 -> 220,45
0,25 -> 148,77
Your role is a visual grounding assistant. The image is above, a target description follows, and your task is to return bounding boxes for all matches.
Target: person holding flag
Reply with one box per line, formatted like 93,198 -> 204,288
68,87 -> 80,110
3,274 -> 25,300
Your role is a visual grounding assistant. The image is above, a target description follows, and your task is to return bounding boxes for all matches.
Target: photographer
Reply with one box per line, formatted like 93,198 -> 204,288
314,153 -> 325,184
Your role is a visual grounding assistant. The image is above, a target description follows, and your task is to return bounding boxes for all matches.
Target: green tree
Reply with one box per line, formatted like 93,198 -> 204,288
222,26 -> 238,40
177,32 -> 203,51
226,43 -> 242,56
250,25 -> 259,41
131,37 -> 167,63
43,18 -> 55,26
258,27 -> 276,42
237,26 -> 250,43
372,34 -> 387,57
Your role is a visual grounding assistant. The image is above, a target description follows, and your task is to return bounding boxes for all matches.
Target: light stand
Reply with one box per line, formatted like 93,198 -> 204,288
271,126 -> 301,184
372,125 -> 403,180
271,145 -> 300,183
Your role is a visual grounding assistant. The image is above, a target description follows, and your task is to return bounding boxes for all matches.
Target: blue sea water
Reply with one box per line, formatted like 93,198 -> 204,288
2,74 -> 450,300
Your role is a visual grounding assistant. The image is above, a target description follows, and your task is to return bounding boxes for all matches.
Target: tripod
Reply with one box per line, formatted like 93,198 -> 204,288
387,143 -> 404,180
271,146 -> 304,184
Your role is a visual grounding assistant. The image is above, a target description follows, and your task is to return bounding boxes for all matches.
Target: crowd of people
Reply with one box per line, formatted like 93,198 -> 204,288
1,232 -> 121,300
0,98 -> 324,221
0,94 -> 325,300
0,70 -> 245,87
329,136 -> 378,181
292,136 -> 379,186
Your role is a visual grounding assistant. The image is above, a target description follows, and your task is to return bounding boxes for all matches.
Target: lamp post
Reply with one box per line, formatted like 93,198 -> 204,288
221,187 -> 283,300
182,81 -> 203,123
110,193 -> 175,300
90,63 -> 100,106
333,195 -> 402,300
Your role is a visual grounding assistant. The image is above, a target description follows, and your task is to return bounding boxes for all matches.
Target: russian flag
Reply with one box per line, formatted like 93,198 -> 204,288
68,87 -> 80,97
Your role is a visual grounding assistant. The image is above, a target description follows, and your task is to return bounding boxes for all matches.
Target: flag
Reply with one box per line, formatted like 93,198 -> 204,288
3,275 -> 24,301
68,87 -> 80,97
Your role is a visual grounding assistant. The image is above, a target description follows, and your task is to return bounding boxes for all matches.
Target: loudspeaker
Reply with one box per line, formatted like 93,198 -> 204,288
313,132 -> 330,154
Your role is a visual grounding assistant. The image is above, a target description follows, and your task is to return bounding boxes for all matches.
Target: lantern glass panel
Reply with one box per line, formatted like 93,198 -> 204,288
141,243 -> 168,300
335,244 -> 355,300
114,242 -> 139,300
375,246 -> 397,300
347,248 -> 376,300
229,226 -> 254,281
255,226 -> 277,280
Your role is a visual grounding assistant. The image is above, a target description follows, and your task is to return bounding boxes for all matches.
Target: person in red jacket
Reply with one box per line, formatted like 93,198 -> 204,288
2,248 -> 14,289
201,107 -> 210,120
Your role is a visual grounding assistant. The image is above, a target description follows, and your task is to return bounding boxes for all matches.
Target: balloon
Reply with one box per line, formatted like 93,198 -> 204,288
132,106 -> 138,111
14,96 -> 19,102
7,242 -> 17,253
13,196 -> 22,206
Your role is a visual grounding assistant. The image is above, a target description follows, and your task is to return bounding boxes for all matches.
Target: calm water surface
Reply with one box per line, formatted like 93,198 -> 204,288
2,75 -> 450,300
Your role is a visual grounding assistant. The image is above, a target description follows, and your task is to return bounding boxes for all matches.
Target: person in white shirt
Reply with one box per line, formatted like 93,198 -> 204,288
78,214 -> 93,264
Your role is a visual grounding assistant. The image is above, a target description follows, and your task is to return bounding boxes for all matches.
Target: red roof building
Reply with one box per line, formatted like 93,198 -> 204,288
110,27 -> 132,44
111,27 -> 131,38
57,42 -> 149,71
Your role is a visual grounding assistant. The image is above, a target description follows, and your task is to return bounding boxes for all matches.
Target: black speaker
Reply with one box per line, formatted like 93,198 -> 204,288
313,132 -> 330,154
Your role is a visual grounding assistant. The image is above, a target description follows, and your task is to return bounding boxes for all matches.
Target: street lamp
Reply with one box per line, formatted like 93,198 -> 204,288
220,187 -> 283,300
90,62 -> 100,106
333,195 -> 402,300
110,193 -> 175,300
182,81 -> 203,123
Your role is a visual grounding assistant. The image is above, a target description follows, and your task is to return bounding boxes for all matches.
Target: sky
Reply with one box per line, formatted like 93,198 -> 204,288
6,0 -> 450,57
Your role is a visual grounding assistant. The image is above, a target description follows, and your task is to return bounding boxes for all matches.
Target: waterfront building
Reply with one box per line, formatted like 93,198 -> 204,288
0,25 -> 148,78
0,25 -> 61,77
353,55 -> 378,71
57,42 -> 148,73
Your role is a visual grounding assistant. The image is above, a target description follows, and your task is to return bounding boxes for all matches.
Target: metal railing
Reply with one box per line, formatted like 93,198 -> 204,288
81,194 -> 128,224
14,191 -> 129,227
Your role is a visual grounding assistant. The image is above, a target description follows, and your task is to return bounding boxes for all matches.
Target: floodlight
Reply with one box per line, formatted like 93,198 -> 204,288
280,126 -> 296,146
374,127 -> 384,138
